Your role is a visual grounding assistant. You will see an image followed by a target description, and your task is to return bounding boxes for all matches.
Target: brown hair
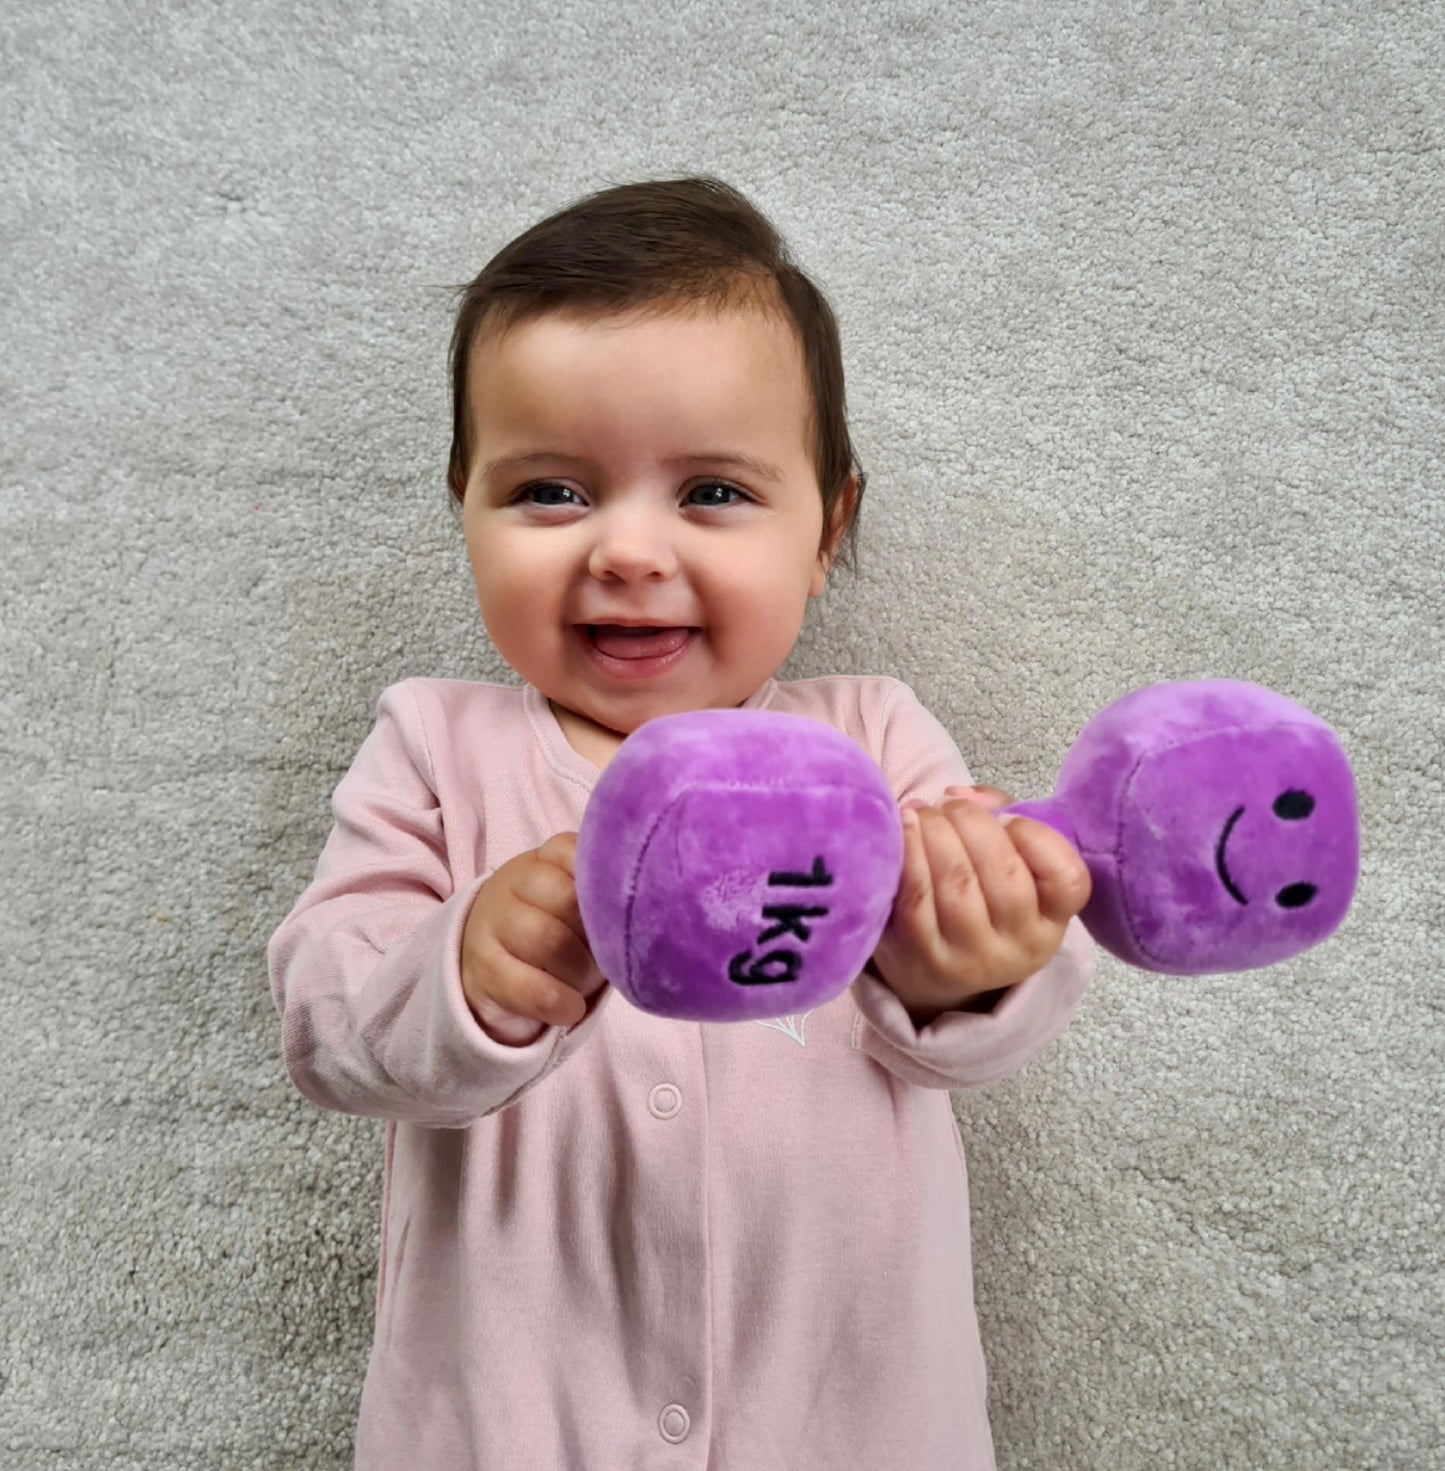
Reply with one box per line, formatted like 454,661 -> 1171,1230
445,175 -> 865,574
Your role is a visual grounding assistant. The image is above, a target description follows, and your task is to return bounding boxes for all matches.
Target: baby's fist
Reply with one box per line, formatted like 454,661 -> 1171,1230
462,832 -> 607,1042
871,785 -> 1091,1023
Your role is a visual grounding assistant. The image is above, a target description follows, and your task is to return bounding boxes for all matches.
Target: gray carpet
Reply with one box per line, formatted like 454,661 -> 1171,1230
3,2 -> 1441,1467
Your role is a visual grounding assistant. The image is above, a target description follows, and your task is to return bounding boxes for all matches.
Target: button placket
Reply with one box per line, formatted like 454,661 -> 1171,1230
629,1024 -> 710,1448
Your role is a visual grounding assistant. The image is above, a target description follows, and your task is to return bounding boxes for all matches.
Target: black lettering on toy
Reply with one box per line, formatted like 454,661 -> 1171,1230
727,949 -> 805,986
768,857 -> 835,889
728,858 -> 834,987
756,904 -> 828,945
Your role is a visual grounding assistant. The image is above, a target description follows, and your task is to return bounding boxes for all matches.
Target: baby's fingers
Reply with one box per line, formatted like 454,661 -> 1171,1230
496,957 -> 590,1030
486,950 -> 589,1029
1003,818 -> 1092,924
896,802 -> 998,950
893,804 -> 943,948
472,903 -> 600,1029
515,898 -> 605,999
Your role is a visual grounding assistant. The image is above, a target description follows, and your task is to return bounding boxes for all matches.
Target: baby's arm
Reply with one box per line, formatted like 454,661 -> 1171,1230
267,683 -> 600,1124
850,679 -> 1096,1088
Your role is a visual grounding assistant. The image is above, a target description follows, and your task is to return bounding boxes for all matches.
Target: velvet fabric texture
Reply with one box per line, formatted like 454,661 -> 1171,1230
576,708 -> 905,1021
1006,680 -> 1359,974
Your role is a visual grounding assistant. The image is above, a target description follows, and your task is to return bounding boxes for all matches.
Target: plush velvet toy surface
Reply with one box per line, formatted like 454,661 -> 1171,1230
575,681 -> 1360,1021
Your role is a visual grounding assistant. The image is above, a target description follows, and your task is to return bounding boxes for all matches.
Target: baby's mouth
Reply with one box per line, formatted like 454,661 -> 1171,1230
585,625 -> 696,660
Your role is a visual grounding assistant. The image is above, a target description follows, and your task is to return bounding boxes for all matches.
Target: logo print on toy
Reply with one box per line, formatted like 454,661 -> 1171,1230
727,857 -> 834,987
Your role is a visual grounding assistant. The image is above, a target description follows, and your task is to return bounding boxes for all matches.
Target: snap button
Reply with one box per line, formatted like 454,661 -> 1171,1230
658,1403 -> 691,1443
648,1083 -> 682,1119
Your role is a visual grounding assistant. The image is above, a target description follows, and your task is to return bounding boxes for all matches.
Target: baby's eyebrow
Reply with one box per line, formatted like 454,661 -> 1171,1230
482,450 -> 785,484
670,452 -> 785,484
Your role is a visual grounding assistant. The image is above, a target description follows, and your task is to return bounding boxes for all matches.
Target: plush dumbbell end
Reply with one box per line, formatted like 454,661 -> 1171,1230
1010,680 -> 1360,975
576,708 -> 905,1021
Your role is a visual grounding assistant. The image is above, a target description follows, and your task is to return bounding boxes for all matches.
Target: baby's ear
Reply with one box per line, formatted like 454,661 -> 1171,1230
811,530 -> 840,594
813,474 -> 859,585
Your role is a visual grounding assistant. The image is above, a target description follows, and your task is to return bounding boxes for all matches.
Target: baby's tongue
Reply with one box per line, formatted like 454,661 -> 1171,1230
591,625 -> 691,660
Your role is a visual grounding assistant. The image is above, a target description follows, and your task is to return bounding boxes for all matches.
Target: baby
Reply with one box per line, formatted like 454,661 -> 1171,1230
269,175 -> 1094,1471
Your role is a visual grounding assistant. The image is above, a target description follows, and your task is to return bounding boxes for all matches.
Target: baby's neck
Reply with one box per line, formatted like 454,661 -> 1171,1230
549,692 -> 759,775
548,701 -> 627,774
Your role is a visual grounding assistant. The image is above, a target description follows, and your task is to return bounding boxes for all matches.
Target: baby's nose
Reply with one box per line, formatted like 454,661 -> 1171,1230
587,508 -> 680,580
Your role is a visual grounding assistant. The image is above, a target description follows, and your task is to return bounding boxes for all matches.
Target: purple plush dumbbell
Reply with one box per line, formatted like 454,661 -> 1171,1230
577,681 -> 1361,1021
575,709 -> 904,1021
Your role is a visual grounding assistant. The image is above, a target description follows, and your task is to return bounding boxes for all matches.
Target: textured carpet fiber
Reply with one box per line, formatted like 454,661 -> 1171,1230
3,2 -> 1441,1467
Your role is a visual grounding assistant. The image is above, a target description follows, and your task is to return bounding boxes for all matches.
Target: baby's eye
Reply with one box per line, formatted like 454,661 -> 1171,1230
518,481 -> 582,507
687,480 -> 750,508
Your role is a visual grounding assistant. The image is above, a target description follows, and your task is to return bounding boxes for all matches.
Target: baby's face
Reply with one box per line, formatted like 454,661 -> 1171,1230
461,303 -> 844,739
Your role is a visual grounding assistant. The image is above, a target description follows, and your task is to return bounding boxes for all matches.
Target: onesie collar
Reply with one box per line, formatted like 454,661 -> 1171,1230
523,679 -> 780,791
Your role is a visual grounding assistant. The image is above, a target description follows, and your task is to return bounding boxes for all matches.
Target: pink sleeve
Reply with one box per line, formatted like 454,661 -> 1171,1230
851,679 -> 1096,1088
266,682 -> 598,1125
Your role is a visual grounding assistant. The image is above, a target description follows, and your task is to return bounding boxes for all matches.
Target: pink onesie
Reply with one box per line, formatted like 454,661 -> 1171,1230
268,673 -> 1094,1469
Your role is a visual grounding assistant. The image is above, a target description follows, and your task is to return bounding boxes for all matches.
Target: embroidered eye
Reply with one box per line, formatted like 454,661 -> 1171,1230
1276,882 -> 1318,908
1273,790 -> 1315,821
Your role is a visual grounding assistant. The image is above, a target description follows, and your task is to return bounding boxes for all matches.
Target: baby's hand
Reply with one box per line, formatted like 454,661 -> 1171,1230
462,833 -> 608,1042
868,786 -> 1092,1024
